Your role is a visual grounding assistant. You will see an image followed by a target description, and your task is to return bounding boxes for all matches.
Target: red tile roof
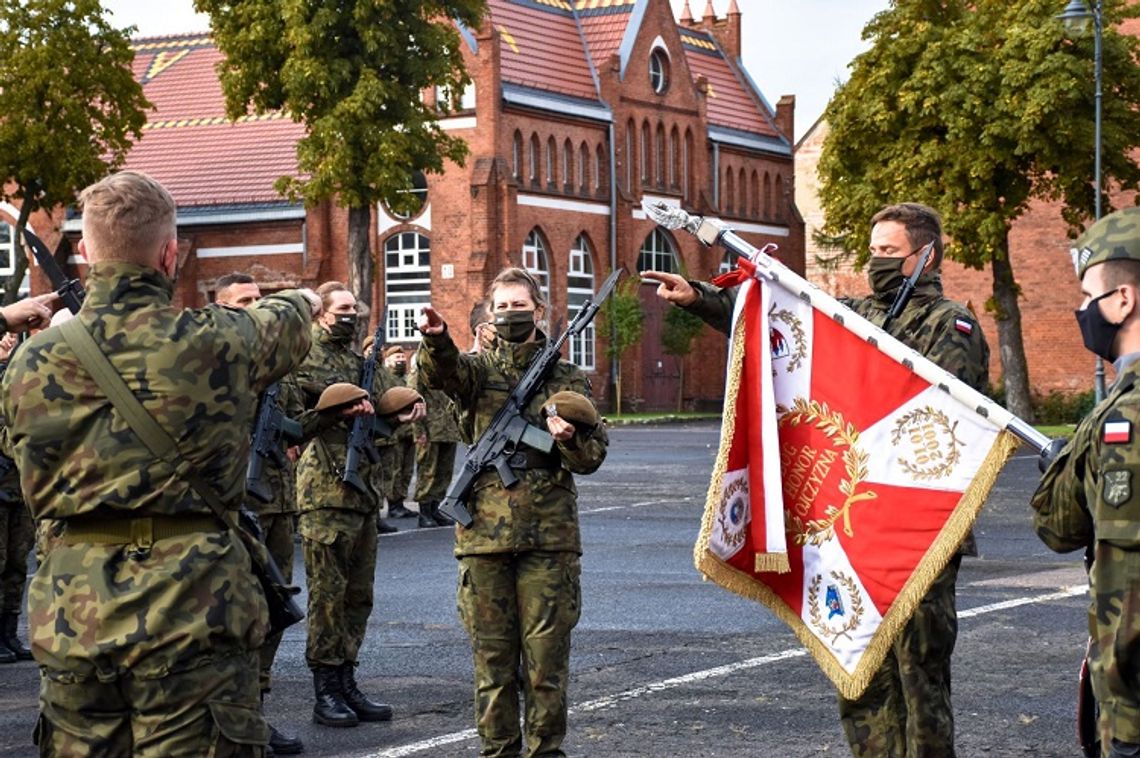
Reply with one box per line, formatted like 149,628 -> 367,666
577,2 -> 636,69
681,31 -> 779,139
127,34 -> 304,208
488,0 -> 599,101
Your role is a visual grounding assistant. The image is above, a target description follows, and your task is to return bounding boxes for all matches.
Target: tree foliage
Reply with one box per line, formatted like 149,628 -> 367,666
196,0 -> 486,311
661,305 -> 704,412
0,0 -> 148,302
817,0 -> 1140,416
599,277 -> 644,414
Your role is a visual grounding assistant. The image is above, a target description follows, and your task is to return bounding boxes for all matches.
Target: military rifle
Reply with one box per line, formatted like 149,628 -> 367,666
21,228 -> 85,316
342,321 -> 386,493
245,382 -> 303,503
882,240 -> 935,331
439,267 -> 624,528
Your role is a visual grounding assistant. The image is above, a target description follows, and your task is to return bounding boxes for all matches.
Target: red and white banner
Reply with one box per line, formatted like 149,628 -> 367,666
695,267 -> 1019,699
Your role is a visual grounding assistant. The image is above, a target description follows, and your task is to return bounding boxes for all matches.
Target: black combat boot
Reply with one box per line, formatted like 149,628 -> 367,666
0,613 -> 31,661
338,662 -> 393,722
417,503 -> 437,529
262,693 -> 305,755
387,500 -> 414,519
376,516 -> 398,535
312,667 -> 359,727
430,501 -> 456,528
0,635 -> 15,664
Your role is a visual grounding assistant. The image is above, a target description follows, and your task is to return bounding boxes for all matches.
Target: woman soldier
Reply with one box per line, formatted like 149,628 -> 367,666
417,267 -> 608,758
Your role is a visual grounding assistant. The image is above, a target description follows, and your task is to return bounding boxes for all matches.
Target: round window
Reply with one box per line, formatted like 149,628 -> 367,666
649,49 -> 669,95
384,171 -> 428,220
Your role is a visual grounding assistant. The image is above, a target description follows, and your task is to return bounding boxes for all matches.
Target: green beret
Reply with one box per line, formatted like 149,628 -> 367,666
1074,207 -> 1140,279
376,386 -> 422,416
315,382 -> 368,412
543,390 -> 599,427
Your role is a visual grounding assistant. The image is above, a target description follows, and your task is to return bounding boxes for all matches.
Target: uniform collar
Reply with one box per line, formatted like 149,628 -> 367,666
1113,350 -> 1140,376
489,331 -> 547,370
871,271 -> 944,307
82,262 -> 174,310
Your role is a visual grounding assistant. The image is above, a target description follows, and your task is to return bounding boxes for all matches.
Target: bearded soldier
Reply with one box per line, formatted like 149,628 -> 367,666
645,202 -> 988,757
1033,207 -> 1140,758
0,171 -> 321,754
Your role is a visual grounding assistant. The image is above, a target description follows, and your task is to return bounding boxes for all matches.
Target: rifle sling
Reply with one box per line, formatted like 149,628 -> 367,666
59,318 -> 237,529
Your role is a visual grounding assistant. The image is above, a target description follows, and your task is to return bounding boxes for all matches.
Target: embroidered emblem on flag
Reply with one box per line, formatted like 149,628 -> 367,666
954,318 -> 973,335
709,468 -> 751,560
1104,420 -> 1131,444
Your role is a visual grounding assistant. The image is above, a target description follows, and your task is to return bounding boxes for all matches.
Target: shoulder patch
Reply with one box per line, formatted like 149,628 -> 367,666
1104,420 -> 1132,444
954,318 -> 973,335
1103,469 -> 1132,508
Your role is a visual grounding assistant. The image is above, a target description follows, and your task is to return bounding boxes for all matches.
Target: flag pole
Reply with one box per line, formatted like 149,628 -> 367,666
643,201 -> 1049,453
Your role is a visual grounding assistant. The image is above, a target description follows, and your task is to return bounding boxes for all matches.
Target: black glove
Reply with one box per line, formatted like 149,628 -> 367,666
1038,437 -> 1068,474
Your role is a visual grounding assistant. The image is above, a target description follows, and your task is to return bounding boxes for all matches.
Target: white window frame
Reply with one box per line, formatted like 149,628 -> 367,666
521,230 -> 550,302
384,232 -> 431,341
568,235 -> 596,370
638,228 -> 678,276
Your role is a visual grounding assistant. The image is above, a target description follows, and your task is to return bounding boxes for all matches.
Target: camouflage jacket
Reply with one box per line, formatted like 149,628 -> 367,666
0,262 -> 312,520
409,359 -> 462,444
294,325 -> 386,515
1032,358 -> 1140,740
373,366 -> 413,448
417,328 -> 608,557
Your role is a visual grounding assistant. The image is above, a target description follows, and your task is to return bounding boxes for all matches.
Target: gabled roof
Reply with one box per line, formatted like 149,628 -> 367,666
680,29 -> 780,141
126,33 -> 304,209
488,0 -> 599,102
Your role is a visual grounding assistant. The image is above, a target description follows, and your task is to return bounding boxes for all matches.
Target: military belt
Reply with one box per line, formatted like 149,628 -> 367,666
62,515 -> 223,548
506,449 -> 561,470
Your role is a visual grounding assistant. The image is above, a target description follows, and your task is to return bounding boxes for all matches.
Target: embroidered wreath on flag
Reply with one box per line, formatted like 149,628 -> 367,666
807,570 -> 865,643
715,474 -> 749,550
888,407 -> 964,481
780,399 -> 877,546
770,308 -> 807,373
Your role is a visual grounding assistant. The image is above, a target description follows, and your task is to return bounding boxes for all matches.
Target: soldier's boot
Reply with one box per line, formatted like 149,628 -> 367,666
417,503 -> 438,529
312,667 -> 359,728
0,613 -> 32,661
263,694 -> 305,755
376,517 -> 398,535
430,501 -> 456,528
0,636 -> 15,664
387,500 -> 414,519
339,662 -> 393,722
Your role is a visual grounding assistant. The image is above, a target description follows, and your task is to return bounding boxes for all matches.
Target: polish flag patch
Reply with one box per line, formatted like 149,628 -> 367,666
1104,420 -> 1132,444
954,318 -> 973,335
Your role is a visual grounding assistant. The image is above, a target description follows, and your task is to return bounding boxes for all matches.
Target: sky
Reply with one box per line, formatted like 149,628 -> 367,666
99,0 -> 890,141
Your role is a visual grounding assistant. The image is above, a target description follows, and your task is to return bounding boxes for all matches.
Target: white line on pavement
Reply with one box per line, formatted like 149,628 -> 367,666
580,497 -> 692,514
357,583 -> 1088,758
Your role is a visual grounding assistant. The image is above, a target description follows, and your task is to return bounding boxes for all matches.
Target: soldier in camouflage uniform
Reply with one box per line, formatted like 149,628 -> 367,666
417,267 -> 609,758
362,337 -> 403,533
0,171 -> 321,756
381,346 -> 417,517
0,332 -> 33,664
294,281 -> 425,728
1033,207 -> 1140,758
408,351 -> 461,528
646,202 -> 988,757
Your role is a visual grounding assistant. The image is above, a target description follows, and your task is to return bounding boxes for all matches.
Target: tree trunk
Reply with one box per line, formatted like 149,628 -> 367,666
675,358 -> 684,413
990,239 -> 1035,422
615,362 -> 623,415
347,204 -> 374,324
4,200 -> 33,306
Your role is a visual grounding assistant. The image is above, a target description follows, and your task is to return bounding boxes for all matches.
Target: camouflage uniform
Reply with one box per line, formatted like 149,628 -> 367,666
378,367 -> 416,505
293,325 -> 385,670
0,262 -> 312,756
0,443 -> 33,659
417,328 -> 608,758
688,274 -> 989,756
409,359 -> 462,505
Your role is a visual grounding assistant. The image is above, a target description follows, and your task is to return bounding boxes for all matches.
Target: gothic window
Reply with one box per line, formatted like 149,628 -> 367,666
568,234 -> 596,370
384,232 -> 431,341
512,130 -> 523,180
638,228 -> 679,275
521,229 -> 551,301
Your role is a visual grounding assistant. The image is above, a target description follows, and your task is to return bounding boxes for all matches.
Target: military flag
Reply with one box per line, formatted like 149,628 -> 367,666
641,200 -> 1045,700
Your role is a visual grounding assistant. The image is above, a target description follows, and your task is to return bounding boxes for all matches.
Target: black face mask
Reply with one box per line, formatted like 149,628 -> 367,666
493,310 -> 536,343
329,314 -> 357,343
1076,288 -> 1124,361
867,256 -> 907,298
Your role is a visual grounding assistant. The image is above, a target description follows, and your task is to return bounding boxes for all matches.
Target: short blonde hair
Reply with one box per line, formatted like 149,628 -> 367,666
316,281 -> 352,311
79,171 -> 176,264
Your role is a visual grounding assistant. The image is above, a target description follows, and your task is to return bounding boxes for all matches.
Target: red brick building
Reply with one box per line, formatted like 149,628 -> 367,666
1,0 -> 803,412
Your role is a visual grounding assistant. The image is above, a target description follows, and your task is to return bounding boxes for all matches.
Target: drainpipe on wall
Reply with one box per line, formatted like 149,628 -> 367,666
607,119 -> 619,404
712,141 -> 720,210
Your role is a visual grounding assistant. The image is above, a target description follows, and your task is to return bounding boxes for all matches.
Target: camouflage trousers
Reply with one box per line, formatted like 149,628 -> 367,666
300,510 -> 377,668
36,651 -> 267,757
255,511 -> 296,693
414,441 -> 457,504
457,551 -> 581,758
379,437 -> 416,503
0,500 -> 33,613
838,555 -> 961,757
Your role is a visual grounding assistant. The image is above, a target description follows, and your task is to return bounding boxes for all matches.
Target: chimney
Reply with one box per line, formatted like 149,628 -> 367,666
775,95 -> 795,143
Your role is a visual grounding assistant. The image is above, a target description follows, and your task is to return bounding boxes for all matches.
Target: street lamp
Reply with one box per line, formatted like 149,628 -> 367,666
1058,0 -> 1105,402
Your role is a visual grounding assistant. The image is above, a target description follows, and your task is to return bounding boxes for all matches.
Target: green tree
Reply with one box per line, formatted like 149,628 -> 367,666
818,0 -> 1140,420
0,0 -> 148,303
196,0 -> 485,316
661,306 -> 704,412
599,277 -> 643,415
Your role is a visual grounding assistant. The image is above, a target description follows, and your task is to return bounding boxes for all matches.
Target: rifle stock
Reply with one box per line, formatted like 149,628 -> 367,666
342,322 -> 386,493
438,267 -> 623,528
246,382 -> 303,503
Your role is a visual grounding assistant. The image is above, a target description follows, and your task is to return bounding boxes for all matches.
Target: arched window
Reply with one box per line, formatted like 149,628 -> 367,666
625,119 -> 635,190
638,228 -> 679,274
546,137 -> 556,185
512,130 -> 523,180
521,229 -> 551,302
738,167 -> 747,219
683,129 -> 693,200
724,169 -> 734,214
640,121 -> 651,183
568,234 -> 596,370
529,133 -> 540,183
384,232 -> 431,341
578,142 -> 589,193
655,123 -> 665,187
595,144 -> 605,192
774,174 -> 784,220
750,171 -> 760,218
563,139 -> 574,191
763,172 -> 772,219
669,127 -> 679,189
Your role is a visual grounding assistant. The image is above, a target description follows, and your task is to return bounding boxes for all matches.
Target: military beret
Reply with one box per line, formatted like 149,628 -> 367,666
362,334 -> 375,352
543,390 -> 599,427
1074,207 -> 1140,279
384,345 -> 404,359
315,382 -> 368,412
376,386 -> 422,416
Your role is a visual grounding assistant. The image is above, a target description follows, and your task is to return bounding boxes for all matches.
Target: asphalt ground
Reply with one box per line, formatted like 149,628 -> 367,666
0,421 -> 1089,757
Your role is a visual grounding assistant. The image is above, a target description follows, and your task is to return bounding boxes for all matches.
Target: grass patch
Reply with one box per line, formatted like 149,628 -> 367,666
1035,424 -> 1077,438
606,411 -> 722,426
